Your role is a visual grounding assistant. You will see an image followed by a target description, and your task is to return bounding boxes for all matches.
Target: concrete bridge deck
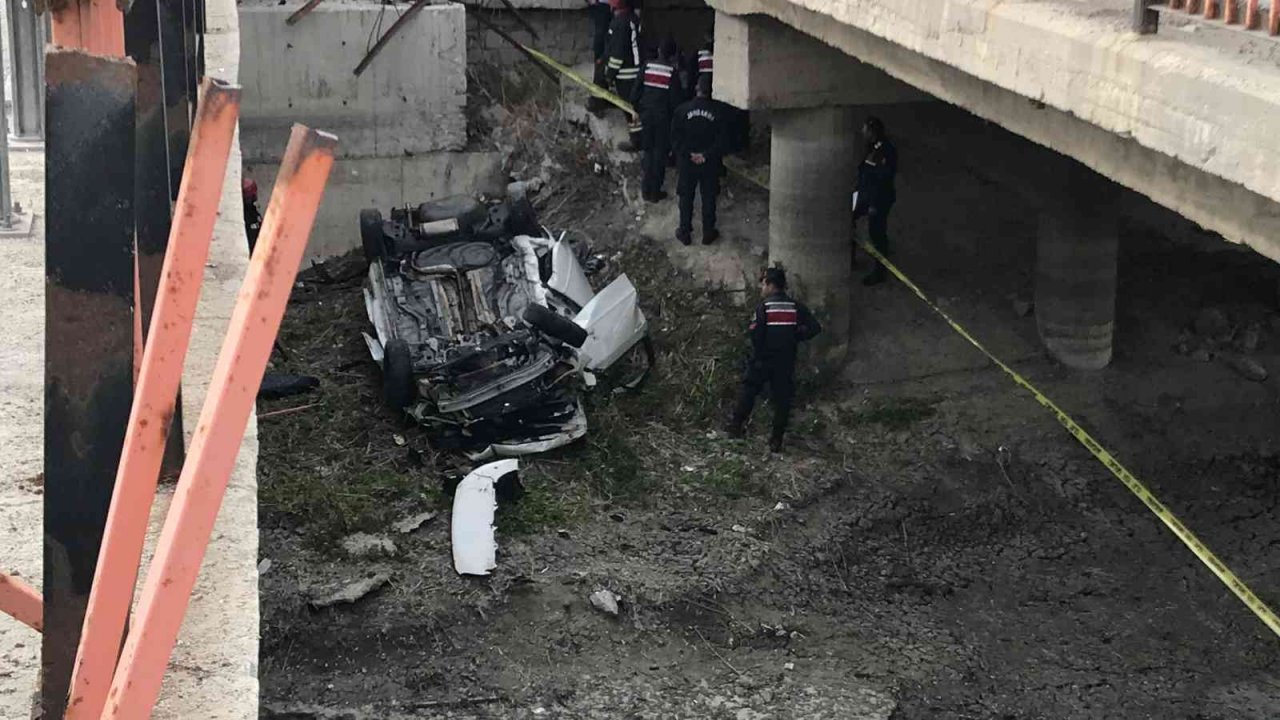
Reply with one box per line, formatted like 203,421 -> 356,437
709,0 -> 1280,262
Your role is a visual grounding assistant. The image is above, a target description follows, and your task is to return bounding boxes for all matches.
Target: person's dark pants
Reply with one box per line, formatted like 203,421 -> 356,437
677,158 -> 720,235
731,360 -> 796,442
853,201 -> 893,277
588,60 -> 609,113
640,112 -> 670,197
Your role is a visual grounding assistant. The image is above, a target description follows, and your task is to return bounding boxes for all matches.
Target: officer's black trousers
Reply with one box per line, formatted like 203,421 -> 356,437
587,59 -> 608,112
677,159 -> 720,234
731,361 -> 795,442
852,200 -> 893,275
640,113 -> 670,197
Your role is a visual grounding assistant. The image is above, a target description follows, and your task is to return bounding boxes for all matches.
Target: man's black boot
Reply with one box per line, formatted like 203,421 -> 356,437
676,229 -> 692,246
768,436 -> 783,454
702,228 -> 720,245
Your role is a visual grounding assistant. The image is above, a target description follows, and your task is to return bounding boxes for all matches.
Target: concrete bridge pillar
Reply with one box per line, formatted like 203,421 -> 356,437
769,106 -> 859,361
713,11 -> 930,359
1035,165 -> 1119,370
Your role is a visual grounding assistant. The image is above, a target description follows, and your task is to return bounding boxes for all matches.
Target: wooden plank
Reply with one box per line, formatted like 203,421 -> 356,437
42,47 -> 136,720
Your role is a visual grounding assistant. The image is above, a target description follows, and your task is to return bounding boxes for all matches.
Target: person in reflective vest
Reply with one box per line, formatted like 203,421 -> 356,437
630,37 -> 682,203
727,267 -> 821,453
671,75 -> 726,246
605,0 -> 641,106
585,0 -> 613,115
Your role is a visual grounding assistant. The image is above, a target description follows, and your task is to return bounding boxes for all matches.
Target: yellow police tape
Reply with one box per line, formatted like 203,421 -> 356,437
523,41 -> 1280,637
722,163 -> 1280,639
519,44 -> 638,120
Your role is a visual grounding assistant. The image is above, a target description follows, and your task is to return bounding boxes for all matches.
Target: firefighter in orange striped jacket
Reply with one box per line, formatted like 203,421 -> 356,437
726,267 -> 822,453
630,38 -> 682,203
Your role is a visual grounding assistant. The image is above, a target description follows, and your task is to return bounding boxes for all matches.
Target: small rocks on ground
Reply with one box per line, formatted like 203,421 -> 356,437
341,532 -> 398,558
1191,347 -> 1213,362
589,589 -> 621,616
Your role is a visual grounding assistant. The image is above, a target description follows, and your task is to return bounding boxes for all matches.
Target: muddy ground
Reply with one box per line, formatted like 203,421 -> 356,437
256,71 -> 1280,719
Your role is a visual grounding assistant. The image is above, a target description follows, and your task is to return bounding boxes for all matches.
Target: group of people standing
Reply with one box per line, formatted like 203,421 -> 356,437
587,0 -> 728,246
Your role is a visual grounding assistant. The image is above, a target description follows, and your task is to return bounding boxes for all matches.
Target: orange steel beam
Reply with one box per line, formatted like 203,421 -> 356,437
1224,0 -> 1239,23
0,573 -> 43,632
62,78 -> 240,720
1245,0 -> 1260,28
1204,0 -> 1217,18
1271,0 -> 1279,34
50,0 -> 125,55
101,124 -> 337,720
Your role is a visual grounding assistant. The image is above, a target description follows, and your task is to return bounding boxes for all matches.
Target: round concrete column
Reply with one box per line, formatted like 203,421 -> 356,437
768,106 -> 859,365
1034,166 -> 1119,370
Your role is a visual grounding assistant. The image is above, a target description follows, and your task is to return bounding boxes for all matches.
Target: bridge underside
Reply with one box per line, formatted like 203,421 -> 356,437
711,4 -> 1280,369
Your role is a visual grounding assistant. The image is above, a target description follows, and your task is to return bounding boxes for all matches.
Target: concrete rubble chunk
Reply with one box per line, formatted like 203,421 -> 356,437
1194,308 -> 1229,338
309,573 -> 392,610
1225,355 -> 1268,383
1237,323 -> 1262,353
392,511 -> 438,535
340,532 -> 398,558
589,589 -> 620,616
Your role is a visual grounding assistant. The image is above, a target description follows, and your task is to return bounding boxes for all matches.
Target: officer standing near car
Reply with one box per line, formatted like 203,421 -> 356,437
605,0 -> 642,147
851,116 -> 898,285
585,0 -> 613,115
670,75 -> 726,246
726,267 -> 821,453
631,37 -> 682,203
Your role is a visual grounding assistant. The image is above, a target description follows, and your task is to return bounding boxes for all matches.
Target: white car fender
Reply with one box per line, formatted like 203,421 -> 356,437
451,459 -> 519,576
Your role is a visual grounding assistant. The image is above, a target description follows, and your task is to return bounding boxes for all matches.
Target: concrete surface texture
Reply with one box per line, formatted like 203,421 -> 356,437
0,0 -> 258,714
239,2 -> 466,163
706,0 -> 1280,263
714,12 -> 928,109
244,150 -> 506,261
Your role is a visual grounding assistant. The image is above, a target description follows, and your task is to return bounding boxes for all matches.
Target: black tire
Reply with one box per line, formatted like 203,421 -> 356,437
383,339 -> 415,410
415,196 -> 485,226
523,303 -> 588,348
360,208 -> 386,263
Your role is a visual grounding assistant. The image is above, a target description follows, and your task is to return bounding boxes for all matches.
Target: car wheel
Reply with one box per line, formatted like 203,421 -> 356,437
383,339 -> 415,410
523,303 -> 588,349
360,208 -> 386,264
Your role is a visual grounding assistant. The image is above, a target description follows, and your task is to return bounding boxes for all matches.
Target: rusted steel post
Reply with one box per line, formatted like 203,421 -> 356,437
1133,0 -> 1159,33
64,79 -> 240,720
1224,0 -> 1239,23
1270,0 -> 1279,34
42,48 -> 136,720
127,0 -> 188,476
48,0 -> 124,55
102,125 -> 337,720
1204,0 -> 1218,18
1245,0 -> 1260,28
0,573 -> 43,632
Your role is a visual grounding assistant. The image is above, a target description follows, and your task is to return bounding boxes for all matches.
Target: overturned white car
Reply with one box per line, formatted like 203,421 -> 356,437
360,195 -> 652,458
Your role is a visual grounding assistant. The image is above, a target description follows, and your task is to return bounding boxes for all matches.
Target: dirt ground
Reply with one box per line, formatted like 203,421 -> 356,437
255,70 -> 1280,719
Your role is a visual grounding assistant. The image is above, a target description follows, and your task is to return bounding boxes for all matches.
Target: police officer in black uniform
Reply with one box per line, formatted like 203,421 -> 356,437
630,37 -> 681,203
670,75 -> 725,246
851,116 -> 898,285
585,0 -> 613,115
726,267 -> 821,453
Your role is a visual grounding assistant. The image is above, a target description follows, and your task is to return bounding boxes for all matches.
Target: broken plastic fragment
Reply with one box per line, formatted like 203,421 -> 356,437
451,459 -> 519,576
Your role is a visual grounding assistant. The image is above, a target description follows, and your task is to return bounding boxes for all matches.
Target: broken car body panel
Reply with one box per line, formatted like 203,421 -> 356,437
451,459 -> 518,576
575,273 -> 648,371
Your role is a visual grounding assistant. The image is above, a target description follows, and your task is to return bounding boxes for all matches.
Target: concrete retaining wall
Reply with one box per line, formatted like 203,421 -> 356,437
239,2 -> 467,162
244,152 -> 507,262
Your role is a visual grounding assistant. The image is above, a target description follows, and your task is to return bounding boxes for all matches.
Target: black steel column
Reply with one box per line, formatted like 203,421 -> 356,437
158,0 -> 192,194
128,0 -> 186,475
42,49 -> 137,719
7,0 -> 46,140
